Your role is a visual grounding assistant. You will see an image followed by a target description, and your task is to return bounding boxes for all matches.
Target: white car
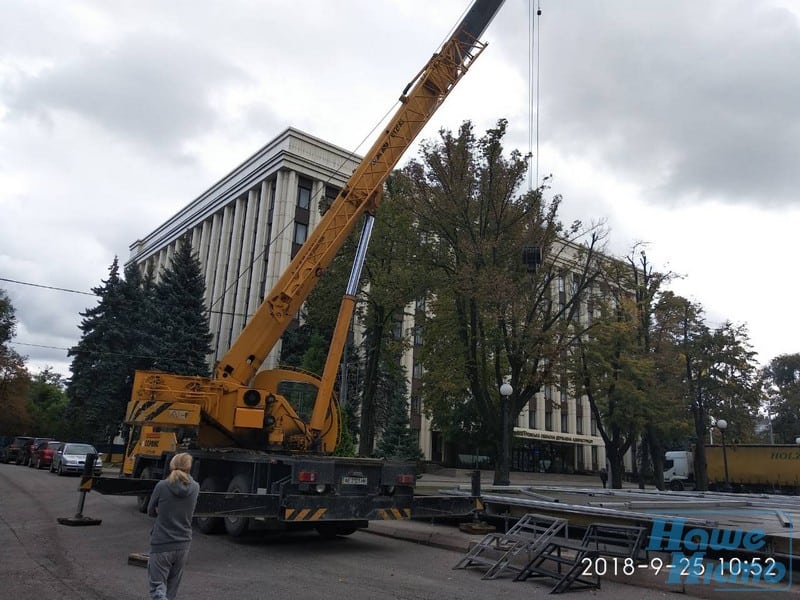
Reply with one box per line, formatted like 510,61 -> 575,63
50,442 -> 103,476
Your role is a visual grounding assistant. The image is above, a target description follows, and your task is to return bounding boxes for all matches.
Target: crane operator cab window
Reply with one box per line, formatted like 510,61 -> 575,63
278,380 -> 318,423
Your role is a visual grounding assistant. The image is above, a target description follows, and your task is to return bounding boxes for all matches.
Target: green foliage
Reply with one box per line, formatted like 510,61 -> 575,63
762,353 -> 800,443
301,332 -> 328,376
150,238 -> 213,376
0,291 -> 31,435
26,368 -> 68,439
375,387 -> 422,462
333,405 -> 357,457
0,289 -> 17,345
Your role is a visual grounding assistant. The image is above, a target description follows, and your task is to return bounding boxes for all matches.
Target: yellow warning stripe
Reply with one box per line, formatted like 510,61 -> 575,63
80,477 -> 93,491
377,508 -> 411,520
284,507 -> 328,522
294,508 -> 311,521
310,508 -> 327,521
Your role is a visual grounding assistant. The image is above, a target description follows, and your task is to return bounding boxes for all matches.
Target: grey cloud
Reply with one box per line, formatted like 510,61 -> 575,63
519,0 -> 800,207
5,33 -> 249,159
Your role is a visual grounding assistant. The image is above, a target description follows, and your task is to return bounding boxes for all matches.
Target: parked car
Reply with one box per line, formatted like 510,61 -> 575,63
20,437 -> 52,466
0,437 -> 11,462
51,442 -> 103,476
3,436 -> 33,464
29,440 -> 61,470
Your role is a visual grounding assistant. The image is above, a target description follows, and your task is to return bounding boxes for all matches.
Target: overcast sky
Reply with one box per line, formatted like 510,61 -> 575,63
2,0 -> 799,378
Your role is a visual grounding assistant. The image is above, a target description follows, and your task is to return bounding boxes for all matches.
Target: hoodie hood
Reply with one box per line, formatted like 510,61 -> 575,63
167,476 -> 195,498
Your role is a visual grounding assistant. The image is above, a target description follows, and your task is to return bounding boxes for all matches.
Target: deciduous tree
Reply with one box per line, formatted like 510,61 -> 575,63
396,120 -> 606,484
0,290 -> 31,435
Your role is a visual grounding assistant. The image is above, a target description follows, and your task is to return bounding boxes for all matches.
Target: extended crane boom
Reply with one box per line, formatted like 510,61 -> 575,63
216,0 -> 505,388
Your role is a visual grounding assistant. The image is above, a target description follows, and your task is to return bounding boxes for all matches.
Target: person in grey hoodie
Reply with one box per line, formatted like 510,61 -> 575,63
147,452 -> 200,600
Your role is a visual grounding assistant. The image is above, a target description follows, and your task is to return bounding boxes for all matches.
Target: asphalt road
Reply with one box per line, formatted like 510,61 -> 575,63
0,462 -> 742,600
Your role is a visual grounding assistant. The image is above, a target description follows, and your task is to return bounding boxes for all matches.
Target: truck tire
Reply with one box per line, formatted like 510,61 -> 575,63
224,474 -> 250,537
195,477 -> 225,535
669,480 -> 684,491
137,467 -> 153,513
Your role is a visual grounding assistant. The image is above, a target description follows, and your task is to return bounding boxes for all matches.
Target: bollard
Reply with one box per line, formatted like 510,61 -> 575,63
57,453 -> 102,526
471,468 -> 481,498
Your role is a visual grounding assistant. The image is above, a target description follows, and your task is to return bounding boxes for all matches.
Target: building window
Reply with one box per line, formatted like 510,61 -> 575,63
413,362 -> 423,379
411,396 -> 421,415
561,405 -> 568,433
297,177 -> 312,210
590,413 -> 598,436
320,184 -> 339,214
294,222 -> 308,245
413,325 -> 423,346
392,317 -> 403,341
528,399 -> 536,429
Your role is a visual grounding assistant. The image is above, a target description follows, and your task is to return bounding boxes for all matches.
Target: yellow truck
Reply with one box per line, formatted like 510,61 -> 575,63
664,446 -> 800,493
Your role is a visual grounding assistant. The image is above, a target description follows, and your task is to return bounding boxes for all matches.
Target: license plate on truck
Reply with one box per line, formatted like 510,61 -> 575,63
342,476 -> 367,485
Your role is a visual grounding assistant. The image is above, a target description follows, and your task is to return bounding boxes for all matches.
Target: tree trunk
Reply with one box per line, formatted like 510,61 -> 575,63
646,424 -> 665,491
693,407 -> 708,490
637,437 -> 647,490
607,447 -> 625,489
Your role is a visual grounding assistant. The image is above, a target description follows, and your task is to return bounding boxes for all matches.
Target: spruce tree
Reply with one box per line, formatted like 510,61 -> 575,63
67,258 -> 137,442
151,238 -> 213,376
375,387 -> 422,462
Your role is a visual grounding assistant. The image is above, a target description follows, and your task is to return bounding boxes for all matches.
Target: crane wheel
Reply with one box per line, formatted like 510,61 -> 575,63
224,474 -> 251,537
195,476 -> 225,534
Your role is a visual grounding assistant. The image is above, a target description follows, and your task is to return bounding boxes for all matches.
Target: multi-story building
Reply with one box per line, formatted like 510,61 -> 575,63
129,127 -> 610,474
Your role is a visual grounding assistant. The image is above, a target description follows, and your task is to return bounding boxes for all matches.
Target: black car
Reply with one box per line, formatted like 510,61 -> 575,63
3,436 -> 33,464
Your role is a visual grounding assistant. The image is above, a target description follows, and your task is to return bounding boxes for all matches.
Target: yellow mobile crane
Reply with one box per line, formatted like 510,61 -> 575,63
89,0 -> 505,537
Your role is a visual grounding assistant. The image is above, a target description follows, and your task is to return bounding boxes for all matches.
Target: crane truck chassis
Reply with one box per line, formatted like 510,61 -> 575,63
69,0 -> 505,537
86,449 -> 475,537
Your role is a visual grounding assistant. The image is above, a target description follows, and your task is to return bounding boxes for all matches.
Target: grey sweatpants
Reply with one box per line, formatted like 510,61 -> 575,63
148,548 -> 189,600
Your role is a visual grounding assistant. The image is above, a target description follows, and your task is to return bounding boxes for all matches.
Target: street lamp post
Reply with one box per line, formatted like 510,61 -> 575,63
715,419 -> 731,492
499,383 -> 513,486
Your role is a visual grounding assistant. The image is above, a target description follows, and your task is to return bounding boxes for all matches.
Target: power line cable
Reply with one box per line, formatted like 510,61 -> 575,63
0,276 -> 97,296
